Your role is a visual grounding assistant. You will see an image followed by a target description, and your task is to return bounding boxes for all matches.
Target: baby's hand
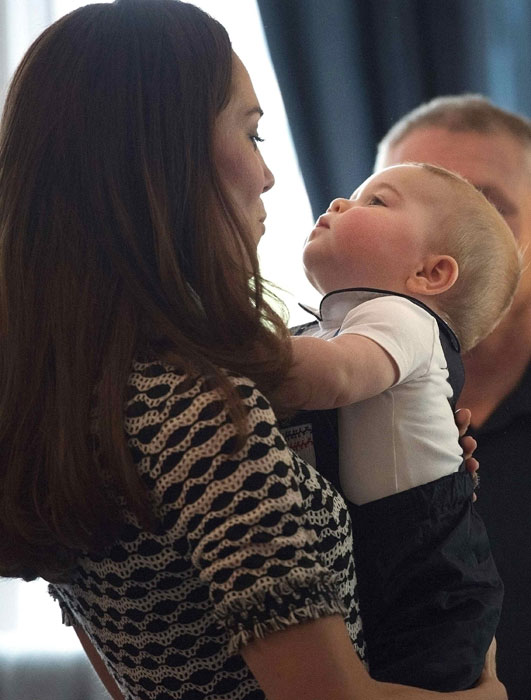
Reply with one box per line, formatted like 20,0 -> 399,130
455,408 -> 479,501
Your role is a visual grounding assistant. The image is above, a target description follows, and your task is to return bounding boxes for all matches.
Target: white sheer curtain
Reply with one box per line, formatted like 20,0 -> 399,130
0,1 -> 315,697
0,0 -> 53,99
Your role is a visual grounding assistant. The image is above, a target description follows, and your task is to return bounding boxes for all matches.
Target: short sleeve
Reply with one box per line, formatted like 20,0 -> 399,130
339,297 -> 437,384
125,366 -> 348,654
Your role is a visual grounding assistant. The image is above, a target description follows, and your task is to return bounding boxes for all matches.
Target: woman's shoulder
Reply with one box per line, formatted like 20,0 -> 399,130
128,358 -> 260,395
125,359 -> 275,453
127,358 -> 267,411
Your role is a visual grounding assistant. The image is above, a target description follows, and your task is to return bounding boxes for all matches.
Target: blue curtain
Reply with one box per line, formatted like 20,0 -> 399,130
257,0 -> 531,218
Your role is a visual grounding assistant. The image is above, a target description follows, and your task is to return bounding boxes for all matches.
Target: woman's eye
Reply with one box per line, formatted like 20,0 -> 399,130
250,134 -> 265,148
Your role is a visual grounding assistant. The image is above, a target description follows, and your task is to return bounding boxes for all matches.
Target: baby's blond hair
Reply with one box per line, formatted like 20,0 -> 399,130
418,163 -> 522,352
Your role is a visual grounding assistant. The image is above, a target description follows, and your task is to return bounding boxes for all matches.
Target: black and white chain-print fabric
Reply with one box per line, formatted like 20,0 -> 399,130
50,361 -> 365,700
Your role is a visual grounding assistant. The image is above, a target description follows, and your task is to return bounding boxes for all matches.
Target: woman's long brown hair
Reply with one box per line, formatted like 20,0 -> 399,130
0,0 -> 292,582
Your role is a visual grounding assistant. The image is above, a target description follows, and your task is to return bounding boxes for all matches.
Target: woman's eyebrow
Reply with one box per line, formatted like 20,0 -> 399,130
245,106 -> 264,118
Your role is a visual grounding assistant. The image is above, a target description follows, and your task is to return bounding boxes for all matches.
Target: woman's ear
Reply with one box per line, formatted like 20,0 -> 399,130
406,254 -> 459,296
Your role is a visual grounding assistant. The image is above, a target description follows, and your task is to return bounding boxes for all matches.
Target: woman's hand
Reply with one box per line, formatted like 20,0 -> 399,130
481,637 -> 497,678
474,638 -> 507,699
455,408 -> 479,500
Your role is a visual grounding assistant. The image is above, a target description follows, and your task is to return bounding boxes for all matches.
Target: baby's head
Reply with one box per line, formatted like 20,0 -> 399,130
303,163 -> 521,352
413,163 -> 522,350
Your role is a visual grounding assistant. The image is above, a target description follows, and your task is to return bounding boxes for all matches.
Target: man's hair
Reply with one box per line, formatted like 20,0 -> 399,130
376,94 -> 531,170
418,163 -> 522,352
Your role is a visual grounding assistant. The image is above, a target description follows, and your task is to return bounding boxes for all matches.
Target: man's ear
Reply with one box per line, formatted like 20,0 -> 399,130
405,254 -> 459,296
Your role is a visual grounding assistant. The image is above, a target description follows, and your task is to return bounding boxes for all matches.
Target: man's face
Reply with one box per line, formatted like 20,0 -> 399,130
377,127 -> 531,314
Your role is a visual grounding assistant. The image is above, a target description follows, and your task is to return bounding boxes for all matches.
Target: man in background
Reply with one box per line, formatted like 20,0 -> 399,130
375,94 -> 531,699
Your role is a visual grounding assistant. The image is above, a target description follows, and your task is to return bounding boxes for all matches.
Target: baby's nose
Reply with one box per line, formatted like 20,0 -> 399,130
327,197 -> 351,213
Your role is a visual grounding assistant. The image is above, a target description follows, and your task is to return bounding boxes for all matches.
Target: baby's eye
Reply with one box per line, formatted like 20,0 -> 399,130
368,195 -> 385,206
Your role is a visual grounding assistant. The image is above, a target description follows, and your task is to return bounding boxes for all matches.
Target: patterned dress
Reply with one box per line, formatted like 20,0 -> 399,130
50,360 -> 365,700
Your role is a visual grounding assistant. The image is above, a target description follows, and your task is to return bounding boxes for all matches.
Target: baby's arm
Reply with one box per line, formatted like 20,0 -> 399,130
275,334 -> 399,410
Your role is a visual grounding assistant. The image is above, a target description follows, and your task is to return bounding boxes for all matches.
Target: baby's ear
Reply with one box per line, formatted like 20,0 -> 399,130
406,254 -> 458,296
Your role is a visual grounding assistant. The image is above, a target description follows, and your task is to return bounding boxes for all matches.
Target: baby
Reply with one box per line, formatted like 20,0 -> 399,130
278,163 -> 521,691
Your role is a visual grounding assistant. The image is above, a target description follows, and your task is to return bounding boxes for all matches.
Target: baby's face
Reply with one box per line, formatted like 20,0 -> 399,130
303,165 -> 444,295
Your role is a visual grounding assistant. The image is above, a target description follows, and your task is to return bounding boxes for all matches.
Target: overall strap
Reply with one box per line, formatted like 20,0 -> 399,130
435,317 -> 464,410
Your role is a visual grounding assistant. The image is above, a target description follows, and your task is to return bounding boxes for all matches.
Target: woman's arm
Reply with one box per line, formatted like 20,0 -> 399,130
272,334 -> 398,410
74,626 -> 125,700
76,614 -> 504,700
242,615 -> 505,700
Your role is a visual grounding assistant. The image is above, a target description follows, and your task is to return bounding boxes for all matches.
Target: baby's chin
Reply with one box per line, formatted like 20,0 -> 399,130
302,264 -> 323,295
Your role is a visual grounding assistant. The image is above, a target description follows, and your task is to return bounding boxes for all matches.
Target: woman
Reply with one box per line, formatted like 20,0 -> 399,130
0,1 -> 503,698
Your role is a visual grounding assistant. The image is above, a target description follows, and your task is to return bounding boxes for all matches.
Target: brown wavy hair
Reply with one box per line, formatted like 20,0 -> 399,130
0,0 -> 292,581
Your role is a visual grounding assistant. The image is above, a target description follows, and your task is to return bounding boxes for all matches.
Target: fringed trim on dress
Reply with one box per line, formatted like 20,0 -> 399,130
48,585 -> 76,626
228,598 -> 346,654
221,569 -> 347,654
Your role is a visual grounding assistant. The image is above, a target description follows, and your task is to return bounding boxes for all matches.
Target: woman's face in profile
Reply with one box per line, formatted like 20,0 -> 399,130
213,54 -> 275,245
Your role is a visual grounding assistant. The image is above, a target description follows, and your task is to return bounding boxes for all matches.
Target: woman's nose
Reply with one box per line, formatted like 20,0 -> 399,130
327,197 -> 350,213
262,156 -> 275,193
